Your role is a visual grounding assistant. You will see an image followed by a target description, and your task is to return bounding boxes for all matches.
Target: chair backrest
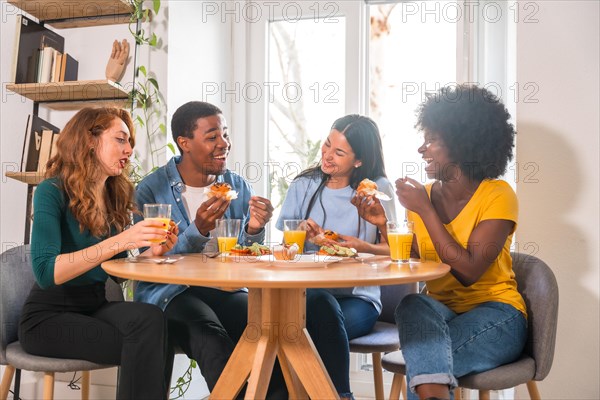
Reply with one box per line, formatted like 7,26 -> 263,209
0,244 -> 34,364
379,282 -> 418,323
511,252 -> 559,381
0,245 -> 124,365
105,278 -> 125,302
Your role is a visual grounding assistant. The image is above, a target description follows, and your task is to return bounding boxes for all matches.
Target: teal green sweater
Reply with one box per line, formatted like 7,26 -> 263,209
31,178 -> 126,289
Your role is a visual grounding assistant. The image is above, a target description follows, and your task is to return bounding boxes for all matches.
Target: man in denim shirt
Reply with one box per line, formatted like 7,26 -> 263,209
134,101 -> 284,396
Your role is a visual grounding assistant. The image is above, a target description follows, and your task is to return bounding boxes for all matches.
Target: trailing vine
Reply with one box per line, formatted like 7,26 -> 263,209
125,2 -> 193,398
127,0 -> 175,184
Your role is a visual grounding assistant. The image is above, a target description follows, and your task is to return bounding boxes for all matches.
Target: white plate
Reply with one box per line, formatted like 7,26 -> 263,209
220,252 -> 263,262
257,254 -> 342,267
356,253 -> 375,261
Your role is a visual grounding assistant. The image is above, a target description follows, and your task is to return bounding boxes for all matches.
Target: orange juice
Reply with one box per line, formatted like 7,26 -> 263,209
283,230 -> 307,254
388,232 -> 413,262
146,217 -> 170,243
218,236 -> 238,253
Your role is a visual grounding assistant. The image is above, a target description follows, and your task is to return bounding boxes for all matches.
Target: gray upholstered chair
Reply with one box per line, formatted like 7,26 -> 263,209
349,282 -> 417,399
0,245 -> 123,400
381,252 -> 559,400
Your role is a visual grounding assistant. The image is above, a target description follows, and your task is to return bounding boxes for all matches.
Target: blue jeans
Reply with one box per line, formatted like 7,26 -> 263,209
396,294 -> 527,400
306,289 -> 379,398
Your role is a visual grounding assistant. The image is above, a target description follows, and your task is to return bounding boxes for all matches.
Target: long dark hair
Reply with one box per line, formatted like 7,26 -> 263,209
296,114 -> 386,225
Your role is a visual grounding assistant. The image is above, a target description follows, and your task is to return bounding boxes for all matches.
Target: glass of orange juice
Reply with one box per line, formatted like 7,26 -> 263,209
216,219 -> 241,253
143,204 -> 172,244
283,219 -> 307,254
386,220 -> 414,263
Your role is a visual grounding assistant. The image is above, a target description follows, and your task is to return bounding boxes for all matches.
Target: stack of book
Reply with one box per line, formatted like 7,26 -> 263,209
12,15 -> 78,84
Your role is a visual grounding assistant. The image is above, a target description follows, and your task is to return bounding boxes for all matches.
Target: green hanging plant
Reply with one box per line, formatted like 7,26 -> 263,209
126,0 -> 174,184
126,2 -> 197,398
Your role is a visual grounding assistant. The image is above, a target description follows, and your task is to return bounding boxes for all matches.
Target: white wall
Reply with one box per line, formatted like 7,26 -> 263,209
515,1 -> 599,398
167,0 -> 233,158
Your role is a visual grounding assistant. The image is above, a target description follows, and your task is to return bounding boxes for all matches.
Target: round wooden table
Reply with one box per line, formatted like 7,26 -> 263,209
103,254 -> 450,400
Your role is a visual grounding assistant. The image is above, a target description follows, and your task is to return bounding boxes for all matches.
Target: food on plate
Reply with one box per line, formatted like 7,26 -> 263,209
272,243 -> 299,260
208,182 -> 238,200
356,178 -> 391,201
229,242 -> 271,256
317,243 -> 357,257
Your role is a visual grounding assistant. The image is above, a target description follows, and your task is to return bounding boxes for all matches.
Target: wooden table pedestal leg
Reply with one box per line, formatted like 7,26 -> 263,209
211,288 -> 339,400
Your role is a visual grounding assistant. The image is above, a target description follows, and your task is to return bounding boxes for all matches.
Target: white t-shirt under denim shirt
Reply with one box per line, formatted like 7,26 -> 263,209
275,175 -> 397,313
181,184 -> 219,253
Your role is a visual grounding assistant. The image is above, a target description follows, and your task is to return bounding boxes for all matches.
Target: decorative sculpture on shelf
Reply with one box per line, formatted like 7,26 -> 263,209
105,39 -> 130,82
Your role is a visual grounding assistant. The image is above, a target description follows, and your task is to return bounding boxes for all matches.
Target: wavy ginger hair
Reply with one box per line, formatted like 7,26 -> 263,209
45,107 -> 136,237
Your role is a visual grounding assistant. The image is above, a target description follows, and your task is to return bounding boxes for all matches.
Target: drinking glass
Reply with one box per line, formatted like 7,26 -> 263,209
387,220 -> 414,263
143,204 -> 172,244
216,219 -> 241,253
283,219 -> 307,254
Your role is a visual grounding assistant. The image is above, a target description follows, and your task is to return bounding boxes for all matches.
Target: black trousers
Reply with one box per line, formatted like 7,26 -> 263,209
19,283 -> 167,400
164,286 -> 288,399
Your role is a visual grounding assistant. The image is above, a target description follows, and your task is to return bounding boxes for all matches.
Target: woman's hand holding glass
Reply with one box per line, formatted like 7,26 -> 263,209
151,220 -> 179,256
118,219 -> 173,251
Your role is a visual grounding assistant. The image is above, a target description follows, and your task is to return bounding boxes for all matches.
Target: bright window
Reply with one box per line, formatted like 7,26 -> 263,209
267,17 -> 346,242
369,2 -> 457,188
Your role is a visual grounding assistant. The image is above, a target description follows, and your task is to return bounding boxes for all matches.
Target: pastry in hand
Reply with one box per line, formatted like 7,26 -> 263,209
310,229 -> 340,246
356,178 -> 391,201
207,182 -> 238,200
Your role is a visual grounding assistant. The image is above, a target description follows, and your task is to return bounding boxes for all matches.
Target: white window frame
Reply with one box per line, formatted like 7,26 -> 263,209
232,1 -> 367,197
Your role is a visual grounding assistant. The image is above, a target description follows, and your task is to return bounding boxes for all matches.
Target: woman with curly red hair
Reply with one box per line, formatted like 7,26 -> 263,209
19,107 -> 177,399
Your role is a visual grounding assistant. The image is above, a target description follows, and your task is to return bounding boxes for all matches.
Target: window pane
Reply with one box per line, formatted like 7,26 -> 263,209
267,18 -> 346,242
370,2 -> 457,188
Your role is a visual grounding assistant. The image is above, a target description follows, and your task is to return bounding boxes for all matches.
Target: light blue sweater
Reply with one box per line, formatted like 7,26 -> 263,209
276,175 -> 397,313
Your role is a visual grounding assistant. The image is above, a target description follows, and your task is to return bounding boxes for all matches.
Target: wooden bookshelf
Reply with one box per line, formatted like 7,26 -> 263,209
7,0 -> 134,28
6,80 -> 131,110
5,172 -> 45,185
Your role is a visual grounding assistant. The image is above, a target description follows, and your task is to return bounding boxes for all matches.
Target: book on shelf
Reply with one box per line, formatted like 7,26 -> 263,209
19,115 -> 32,171
12,14 -> 65,84
37,130 -> 54,173
23,115 -> 60,172
38,46 -> 55,83
61,53 -> 79,81
50,49 -> 63,82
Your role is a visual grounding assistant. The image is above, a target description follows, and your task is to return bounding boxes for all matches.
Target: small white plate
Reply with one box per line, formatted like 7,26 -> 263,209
356,253 -> 375,261
220,252 -> 263,262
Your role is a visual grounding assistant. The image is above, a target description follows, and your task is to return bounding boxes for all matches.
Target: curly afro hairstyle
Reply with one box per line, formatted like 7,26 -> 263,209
415,84 -> 516,181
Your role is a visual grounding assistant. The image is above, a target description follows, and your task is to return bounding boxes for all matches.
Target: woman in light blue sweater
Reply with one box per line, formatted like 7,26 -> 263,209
276,114 -> 396,399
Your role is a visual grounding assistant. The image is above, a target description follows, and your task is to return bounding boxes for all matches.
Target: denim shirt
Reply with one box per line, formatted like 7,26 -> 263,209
133,156 -> 264,310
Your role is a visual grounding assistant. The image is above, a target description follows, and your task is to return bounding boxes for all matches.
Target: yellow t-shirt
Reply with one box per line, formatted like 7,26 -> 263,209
408,180 -> 526,317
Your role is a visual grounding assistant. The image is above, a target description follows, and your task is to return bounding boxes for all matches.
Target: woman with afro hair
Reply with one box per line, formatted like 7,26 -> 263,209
353,85 -> 527,400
